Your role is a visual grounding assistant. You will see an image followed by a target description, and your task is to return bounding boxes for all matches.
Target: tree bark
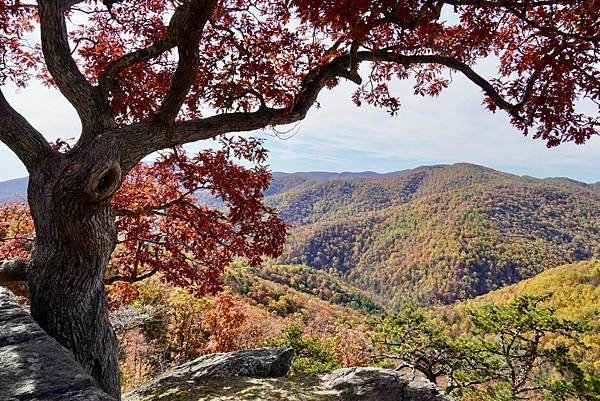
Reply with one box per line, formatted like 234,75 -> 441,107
26,152 -> 123,400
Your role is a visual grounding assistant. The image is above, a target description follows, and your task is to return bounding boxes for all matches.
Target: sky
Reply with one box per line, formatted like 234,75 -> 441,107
1,70 -> 599,183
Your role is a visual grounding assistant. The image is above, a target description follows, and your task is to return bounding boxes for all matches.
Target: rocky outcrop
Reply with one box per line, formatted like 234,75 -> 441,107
0,286 -> 451,401
126,347 -> 294,400
323,367 -> 453,401
0,288 -> 113,401
126,348 -> 452,401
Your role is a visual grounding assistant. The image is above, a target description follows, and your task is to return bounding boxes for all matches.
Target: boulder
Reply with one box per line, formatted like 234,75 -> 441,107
0,288 -> 114,401
168,347 -> 294,379
127,347 -> 294,400
322,367 -> 453,401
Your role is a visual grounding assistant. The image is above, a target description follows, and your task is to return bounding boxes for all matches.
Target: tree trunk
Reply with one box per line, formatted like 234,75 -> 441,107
26,155 -> 124,400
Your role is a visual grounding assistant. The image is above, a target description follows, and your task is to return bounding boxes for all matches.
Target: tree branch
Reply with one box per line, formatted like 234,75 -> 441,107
98,39 -> 176,96
38,0 -> 113,136
115,49 -> 525,162
155,0 -> 217,124
0,90 -> 53,170
59,0 -> 86,11
104,267 -> 159,285
440,0 -> 597,42
361,51 -> 518,114
0,258 -> 29,298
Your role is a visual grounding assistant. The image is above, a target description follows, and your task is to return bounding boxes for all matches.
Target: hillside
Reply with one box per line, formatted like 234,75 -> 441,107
269,164 -> 600,307
438,259 -> 599,329
459,259 -> 599,321
440,260 -> 600,373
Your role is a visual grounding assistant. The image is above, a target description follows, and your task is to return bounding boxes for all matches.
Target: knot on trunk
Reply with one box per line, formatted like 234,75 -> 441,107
85,162 -> 122,201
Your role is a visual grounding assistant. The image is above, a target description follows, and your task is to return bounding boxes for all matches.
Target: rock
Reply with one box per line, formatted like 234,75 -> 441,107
322,367 -> 453,401
0,288 -> 114,401
125,349 -> 453,401
127,347 -> 294,400
171,347 -> 294,379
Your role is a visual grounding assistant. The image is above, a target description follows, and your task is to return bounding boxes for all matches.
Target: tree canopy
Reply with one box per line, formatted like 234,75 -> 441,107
0,138 -> 286,296
1,0 -> 598,162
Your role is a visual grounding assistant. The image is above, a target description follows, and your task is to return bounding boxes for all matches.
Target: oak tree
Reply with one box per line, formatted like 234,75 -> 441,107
0,0 -> 597,398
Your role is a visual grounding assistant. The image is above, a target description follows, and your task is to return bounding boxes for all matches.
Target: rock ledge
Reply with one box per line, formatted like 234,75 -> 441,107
0,288 -> 113,401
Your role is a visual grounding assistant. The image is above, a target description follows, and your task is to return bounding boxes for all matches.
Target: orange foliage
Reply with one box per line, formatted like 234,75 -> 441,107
203,292 -> 249,353
0,139 -> 286,304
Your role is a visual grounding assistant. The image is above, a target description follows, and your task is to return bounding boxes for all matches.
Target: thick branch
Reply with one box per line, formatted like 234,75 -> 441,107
116,50 -> 524,162
0,90 -> 53,170
98,39 -> 176,96
155,0 -> 217,123
38,0 -> 113,135
0,258 -> 29,297
59,0 -> 85,11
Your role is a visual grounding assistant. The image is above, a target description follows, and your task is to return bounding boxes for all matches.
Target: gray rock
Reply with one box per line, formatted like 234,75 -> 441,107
163,347 -> 294,379
127,347 -> 294,400
0,288 -> 114,401
322,367 -> 453,401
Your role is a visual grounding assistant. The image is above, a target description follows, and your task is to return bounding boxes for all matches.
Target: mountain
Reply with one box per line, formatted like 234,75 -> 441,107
0,171 -> 395,204
2,164 -> 599,308
267,163 -> 600,307
265,170 -> 416,196
0,177 -> 28,204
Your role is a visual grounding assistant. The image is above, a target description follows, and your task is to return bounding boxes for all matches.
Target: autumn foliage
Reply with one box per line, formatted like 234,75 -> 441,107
0,202 -> 33,260
1,0 -> 598,146
0,137 -> 286,297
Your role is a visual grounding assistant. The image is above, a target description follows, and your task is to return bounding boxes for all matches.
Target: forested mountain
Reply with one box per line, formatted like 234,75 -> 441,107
268,164 -> 600,307
2,164 -> 598,308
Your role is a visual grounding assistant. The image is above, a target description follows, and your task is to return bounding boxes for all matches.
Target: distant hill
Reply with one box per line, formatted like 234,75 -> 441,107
462,259 -> 599,320
268,163 -> 600,307
0,177 -> 27,204
0,171 -> 399,204
266,170 -> 417,196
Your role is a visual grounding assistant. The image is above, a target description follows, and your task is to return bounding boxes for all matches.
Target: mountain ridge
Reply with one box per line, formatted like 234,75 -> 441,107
2,164 -> 599,308
2,163 -> 597,204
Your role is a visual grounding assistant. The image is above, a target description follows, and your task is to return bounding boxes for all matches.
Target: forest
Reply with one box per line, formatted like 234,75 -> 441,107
96,259 -> 600,400
273,164 -> 600,306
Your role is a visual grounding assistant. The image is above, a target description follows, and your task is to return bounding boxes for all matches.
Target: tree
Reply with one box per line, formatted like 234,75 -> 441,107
0,0 -> 597,398
461,295 -> 598,401
373,297 -> 598,401
265,325 -> 341,373
0,138 -> 286,396
371,305 -> 491,389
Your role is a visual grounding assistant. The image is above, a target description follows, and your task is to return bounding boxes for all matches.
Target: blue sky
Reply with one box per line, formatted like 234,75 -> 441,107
1,71 -> 599,183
